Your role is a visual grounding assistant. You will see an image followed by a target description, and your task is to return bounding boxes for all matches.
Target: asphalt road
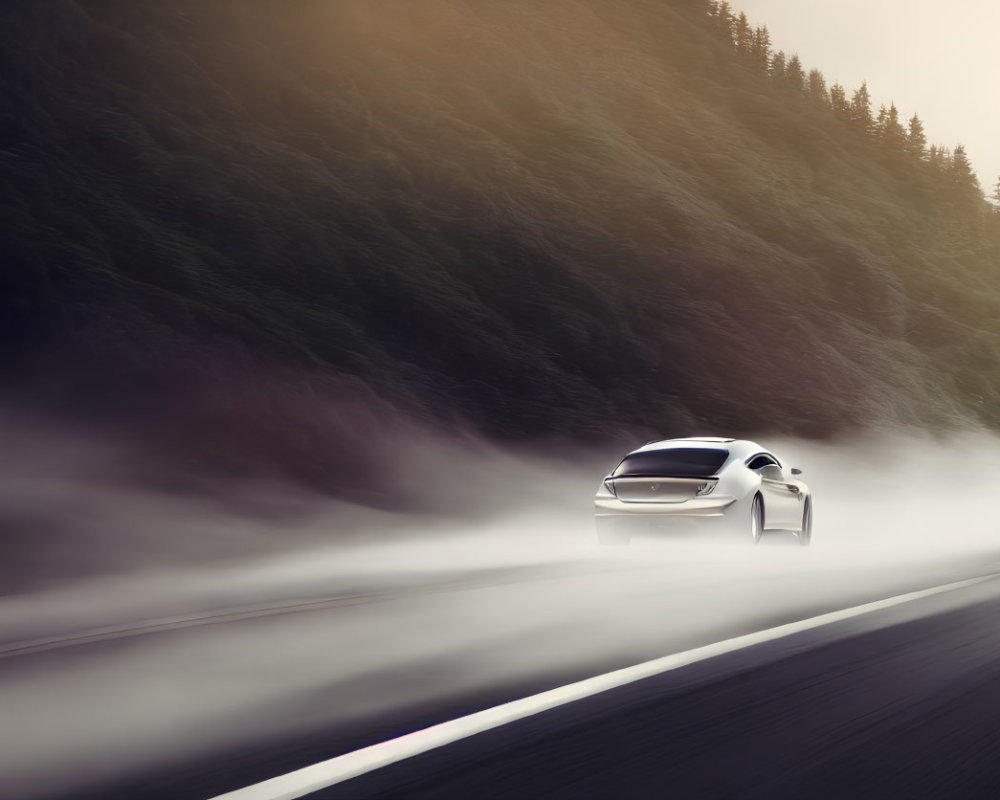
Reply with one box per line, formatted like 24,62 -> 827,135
314,575 -> 1000,800
3,528 -> 999,800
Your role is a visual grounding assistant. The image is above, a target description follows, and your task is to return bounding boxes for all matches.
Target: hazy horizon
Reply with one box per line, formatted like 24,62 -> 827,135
737,0 -> 1000,194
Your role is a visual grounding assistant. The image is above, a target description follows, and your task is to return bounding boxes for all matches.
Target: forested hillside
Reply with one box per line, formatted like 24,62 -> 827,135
3,1 -> 1000,465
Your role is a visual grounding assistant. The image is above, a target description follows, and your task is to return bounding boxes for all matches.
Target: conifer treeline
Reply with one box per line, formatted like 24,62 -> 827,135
704,1 -> 996,210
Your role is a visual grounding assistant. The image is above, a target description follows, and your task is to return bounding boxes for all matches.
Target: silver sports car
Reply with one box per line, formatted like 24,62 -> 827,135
594,437 -> 811,545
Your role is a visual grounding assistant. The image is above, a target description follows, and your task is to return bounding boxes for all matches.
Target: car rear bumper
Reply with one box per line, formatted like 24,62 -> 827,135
594,495 -> 738,518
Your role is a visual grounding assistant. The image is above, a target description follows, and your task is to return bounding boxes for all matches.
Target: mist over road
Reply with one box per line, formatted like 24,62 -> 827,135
315,575 -> 1000,800
2,431 -> 1000,799
5,538 -> 999,799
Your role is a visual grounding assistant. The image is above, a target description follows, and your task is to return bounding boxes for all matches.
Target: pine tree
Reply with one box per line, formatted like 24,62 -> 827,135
807,69 -> 829,105
734,12 -> 752,54
906,114 -> 927,159
992,177 -> 1000,207
829,83 -> 849,119
716,2 -> 734,43
785,54 -> 806,93
883,103 -> 907,151
770,50 -> 786,82
939,146 -> 952,170
950,144 -> 979,190
874,104 -> 889,137
850,81 -> 873,134
750,26 -> 771,72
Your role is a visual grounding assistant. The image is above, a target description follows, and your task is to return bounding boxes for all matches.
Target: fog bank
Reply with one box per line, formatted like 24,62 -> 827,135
2,413 -> 1000,798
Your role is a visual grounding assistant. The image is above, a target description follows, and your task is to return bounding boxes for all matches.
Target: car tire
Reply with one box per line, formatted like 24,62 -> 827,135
751,494 -> 764,545
798,499 -> 812,547
595,517 -> 632,546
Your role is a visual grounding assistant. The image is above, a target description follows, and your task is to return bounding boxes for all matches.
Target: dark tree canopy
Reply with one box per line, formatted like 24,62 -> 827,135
2,0 -> 998,460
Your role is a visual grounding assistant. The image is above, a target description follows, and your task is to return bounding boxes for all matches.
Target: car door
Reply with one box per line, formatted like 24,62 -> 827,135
752,457 -> 801,529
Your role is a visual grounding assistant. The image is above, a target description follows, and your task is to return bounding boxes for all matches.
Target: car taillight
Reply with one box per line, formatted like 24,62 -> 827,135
696,481 -> 716,496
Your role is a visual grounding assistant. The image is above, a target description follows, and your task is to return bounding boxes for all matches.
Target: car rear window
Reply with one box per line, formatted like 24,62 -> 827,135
613,448 -> 729,478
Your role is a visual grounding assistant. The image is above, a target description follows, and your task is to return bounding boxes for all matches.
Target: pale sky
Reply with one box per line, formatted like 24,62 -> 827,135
736,0 -> 1000,193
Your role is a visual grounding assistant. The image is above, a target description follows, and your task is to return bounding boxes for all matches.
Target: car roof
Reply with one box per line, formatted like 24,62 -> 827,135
630,437 -> 763,457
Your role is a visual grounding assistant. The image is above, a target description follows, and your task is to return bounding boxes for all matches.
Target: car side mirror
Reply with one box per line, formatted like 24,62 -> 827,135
790,468 -> 803,476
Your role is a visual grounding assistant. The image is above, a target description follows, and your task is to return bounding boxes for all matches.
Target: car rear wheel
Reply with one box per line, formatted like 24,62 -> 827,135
751,494 -> 764,545
798,500 -> 812,547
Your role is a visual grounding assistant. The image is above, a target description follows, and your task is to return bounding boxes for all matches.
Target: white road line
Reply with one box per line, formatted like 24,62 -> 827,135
210,573 -> 998,800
